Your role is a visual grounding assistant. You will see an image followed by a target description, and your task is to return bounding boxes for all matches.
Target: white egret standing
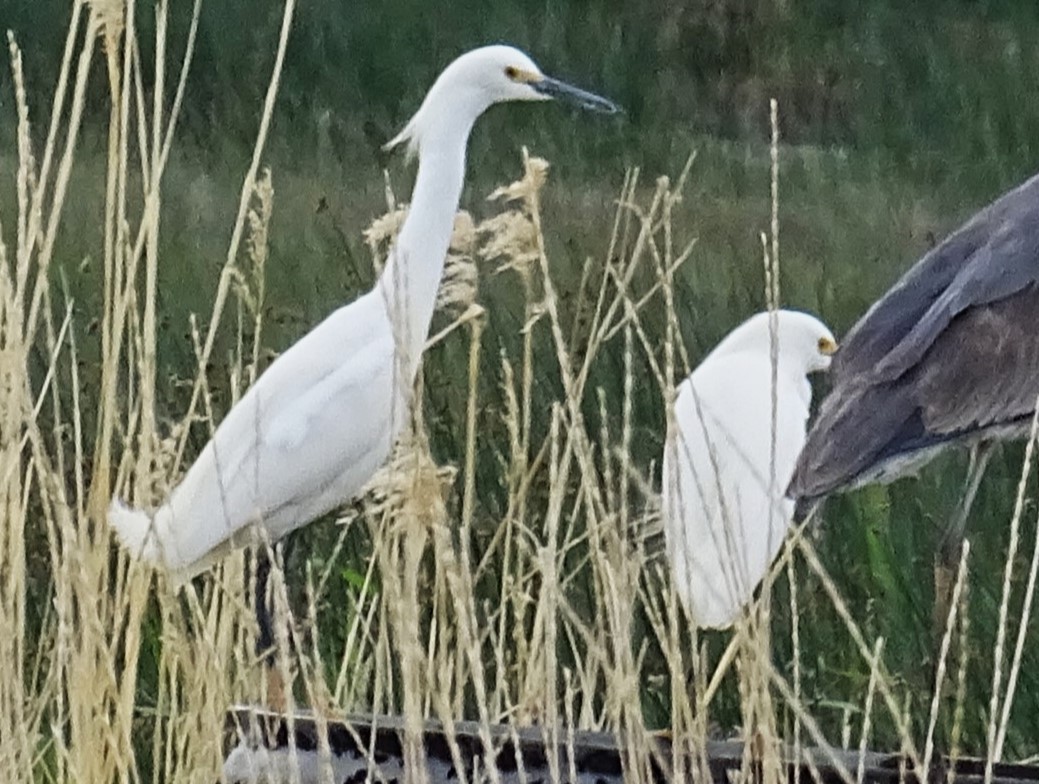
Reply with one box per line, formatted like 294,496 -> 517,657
662,310 -> 836,628
108,45 -> 617,579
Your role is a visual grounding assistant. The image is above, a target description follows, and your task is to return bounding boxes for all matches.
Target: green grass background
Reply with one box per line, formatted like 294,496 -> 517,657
4,0 -> 1039,758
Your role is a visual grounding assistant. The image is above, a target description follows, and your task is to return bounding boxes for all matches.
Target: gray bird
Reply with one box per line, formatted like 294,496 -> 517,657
789,171 -> 1039,632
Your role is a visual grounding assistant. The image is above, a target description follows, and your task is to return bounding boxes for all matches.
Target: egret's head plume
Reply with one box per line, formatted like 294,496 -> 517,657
384,44 -> 617,159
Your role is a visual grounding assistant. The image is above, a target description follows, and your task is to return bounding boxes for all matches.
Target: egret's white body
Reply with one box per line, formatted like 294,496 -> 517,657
662,310 -> 836,628
109,45 -> 617,580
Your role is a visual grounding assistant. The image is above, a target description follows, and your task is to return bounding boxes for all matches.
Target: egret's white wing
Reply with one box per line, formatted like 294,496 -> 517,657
160,294 -> 408,571
217,334 -> 399,525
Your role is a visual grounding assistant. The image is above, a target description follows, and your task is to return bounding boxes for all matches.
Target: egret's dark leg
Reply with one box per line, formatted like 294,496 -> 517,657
254,549 -> 273,664
933,442 -> 994,644
253,538 -> 295,712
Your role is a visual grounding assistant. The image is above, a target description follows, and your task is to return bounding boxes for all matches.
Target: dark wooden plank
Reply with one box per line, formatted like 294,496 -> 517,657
224,706 -> 1039,784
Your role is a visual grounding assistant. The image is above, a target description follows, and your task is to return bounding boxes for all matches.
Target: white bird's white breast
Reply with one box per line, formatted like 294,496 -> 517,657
662,352 -> 811,628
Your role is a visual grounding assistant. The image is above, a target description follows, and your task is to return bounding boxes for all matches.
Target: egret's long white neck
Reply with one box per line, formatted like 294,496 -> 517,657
377,112 -> 474,377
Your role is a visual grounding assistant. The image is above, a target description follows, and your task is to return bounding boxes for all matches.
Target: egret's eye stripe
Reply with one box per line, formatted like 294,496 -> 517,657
504,66 -> 539,84
818,337 -> 838,355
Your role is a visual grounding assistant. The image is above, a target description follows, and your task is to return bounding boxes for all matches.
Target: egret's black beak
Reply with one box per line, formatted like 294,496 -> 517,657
534,76 -> 619,114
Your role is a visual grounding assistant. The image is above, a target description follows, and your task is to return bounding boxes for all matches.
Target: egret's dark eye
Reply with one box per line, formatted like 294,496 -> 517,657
504,66 -> 519,80
818,336 -> 838,355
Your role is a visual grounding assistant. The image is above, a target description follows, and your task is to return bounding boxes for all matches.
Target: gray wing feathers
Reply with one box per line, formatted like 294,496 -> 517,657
918,287 -> 1039,434
792,171 -> 1039,501
836,172 -> 1039,383
792,286 -> 1039,500
788,377 -> 919,500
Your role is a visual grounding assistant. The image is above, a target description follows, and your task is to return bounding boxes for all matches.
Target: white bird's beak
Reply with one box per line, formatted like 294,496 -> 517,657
532,75 -> 619,114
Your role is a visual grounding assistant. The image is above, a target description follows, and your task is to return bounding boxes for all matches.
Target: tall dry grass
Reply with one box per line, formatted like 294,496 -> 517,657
4,2 -> 1039,783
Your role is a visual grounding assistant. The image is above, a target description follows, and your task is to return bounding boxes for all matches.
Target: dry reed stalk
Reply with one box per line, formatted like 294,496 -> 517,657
997,438 -> 1039,756
857,638 -> 885,784
924,541 -> 971,773
991,400 -> 1039,761
950,570 -> 972,763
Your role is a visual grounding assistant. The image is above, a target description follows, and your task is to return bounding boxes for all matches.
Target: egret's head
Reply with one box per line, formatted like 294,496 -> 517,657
718,310 -> 838,374
385,45 -> 617,157
802,315 -> 839,373
466,45 -> 619,112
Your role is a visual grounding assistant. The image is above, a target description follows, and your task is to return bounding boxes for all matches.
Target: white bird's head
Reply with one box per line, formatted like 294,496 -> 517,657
714,310 -> 838,374
385,45 -> 618,157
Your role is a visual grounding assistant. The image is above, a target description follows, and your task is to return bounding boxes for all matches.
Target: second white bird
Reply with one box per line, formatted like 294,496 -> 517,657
662,310 -> 836,628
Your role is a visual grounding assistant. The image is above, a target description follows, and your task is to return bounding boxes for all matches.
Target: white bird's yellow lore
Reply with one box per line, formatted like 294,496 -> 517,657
662,310 -> 836,628
108,45 -> 617,581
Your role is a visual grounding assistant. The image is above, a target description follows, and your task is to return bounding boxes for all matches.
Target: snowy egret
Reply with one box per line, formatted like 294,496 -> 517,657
789,171 -> 1039,631
663,310 -> 836,628
108,45 -> 618,580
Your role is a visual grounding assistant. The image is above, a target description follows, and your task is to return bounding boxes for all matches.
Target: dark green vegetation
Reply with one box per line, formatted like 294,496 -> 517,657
5,0 -> 1039,760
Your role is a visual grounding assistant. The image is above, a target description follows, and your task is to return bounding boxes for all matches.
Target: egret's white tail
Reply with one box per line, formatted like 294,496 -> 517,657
107,499 -> 163,564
